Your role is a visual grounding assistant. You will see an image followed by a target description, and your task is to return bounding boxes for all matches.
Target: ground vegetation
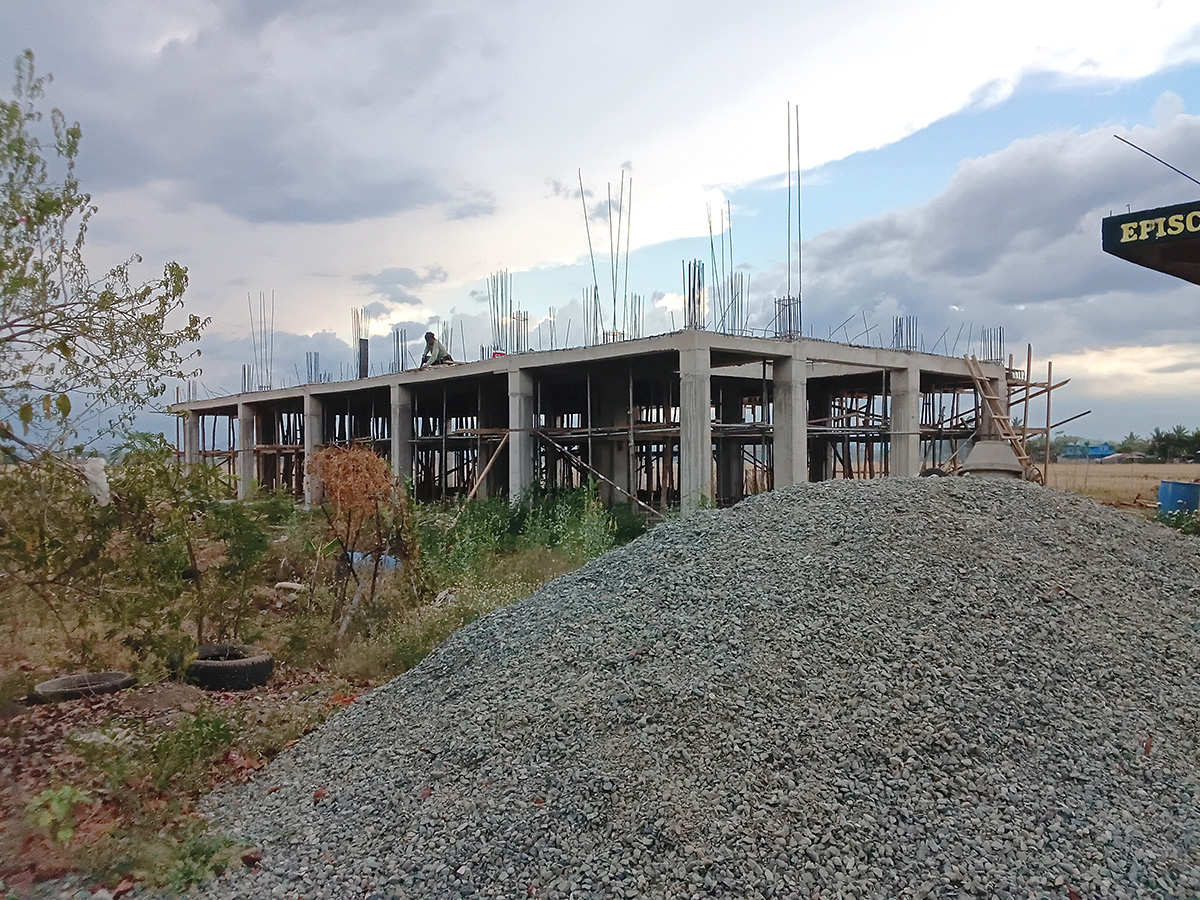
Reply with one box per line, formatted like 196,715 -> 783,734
0,436 -> 642,891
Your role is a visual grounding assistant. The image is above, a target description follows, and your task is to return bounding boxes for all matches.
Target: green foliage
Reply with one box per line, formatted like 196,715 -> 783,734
164,830 -> 238,892
1114,431 -> 1149,454
73,711 -> 238,796
0,432 -> 288,666
1156,507 -> 1200,536
0,51 -> 208,451
1146,425 -> 1200,461
77,813 -> 242,892
25,785 -> 91,844
149,713 -> 238,791
1026,432 -> 1083,462
414,483 -> 639,587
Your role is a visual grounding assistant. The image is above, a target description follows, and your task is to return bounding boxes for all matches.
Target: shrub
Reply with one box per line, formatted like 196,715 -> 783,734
25,785 -> 92,844
1157,507 -> 1200,535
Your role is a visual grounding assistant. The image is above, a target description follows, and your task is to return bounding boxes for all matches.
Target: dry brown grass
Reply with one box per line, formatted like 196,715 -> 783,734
1044,461 -> 1200,508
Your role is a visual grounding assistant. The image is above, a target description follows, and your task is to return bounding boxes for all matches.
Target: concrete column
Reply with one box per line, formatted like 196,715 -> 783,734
303,393 -> 322,505
508,367 -> 535,501
596,373 -> 631,505
890,366 -> 922,477
715,384 -> 744,505
773,349 -> 809,488
772,350 -> 811,487
182,413 -> 200,469
237,402 -> 255,499
679,345 -> 713,512
806,385 -> 832,482
390,383 -> 413,485
979,376 -> 1009,439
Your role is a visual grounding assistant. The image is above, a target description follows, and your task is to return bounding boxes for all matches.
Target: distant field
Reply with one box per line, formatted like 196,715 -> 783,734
1044,461 -> 1199,509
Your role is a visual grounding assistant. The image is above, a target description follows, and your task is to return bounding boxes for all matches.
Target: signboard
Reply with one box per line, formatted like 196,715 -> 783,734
1102,200 -> 1200,286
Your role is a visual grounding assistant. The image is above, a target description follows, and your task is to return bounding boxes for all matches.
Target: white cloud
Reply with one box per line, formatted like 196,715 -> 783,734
7,0 -> 1200,446
794,110 -> 1200,353
5,0 -> 1200,346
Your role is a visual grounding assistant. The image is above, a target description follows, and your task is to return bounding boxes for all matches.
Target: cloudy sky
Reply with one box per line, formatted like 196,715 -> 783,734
5,0 -> 1200,440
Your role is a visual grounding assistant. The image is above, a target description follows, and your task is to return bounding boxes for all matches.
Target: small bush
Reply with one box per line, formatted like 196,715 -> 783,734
149,713 -> 238,791
25,785 -> 92,844
1156,508 -> 1200,535
72,711 -> 238,798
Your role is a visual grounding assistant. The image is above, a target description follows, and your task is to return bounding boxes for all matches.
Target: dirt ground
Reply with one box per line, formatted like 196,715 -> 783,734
0,670 -> 364,887
1045,461 -> 1200,509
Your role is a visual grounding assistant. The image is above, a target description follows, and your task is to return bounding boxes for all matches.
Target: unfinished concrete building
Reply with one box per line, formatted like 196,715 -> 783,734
171,329 -> 1011,513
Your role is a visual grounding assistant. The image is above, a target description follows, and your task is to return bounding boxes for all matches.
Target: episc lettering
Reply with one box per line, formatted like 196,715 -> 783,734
1120,210 -> 1200,242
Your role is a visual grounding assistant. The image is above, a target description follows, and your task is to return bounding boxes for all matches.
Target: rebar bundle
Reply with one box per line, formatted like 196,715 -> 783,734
892,315 -> 918,351
489,270 -> 530,355
244,291 -> 275,392
721,272 -> 748,335
774,296 -> 801,338
352,307 -> 371,378
625,293 -> 644,340
979,326 -> 1005,364
582,285 -> 603,347
392,327 -> 409,372
683,260 -> 705,330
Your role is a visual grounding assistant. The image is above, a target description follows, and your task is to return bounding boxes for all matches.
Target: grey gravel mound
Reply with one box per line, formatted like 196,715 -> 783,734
202,478 -> 1200,900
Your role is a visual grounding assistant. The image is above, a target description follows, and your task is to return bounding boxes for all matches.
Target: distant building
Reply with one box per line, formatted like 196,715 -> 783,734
1097,451 -> 1145,464
1059,441 -> 1113,461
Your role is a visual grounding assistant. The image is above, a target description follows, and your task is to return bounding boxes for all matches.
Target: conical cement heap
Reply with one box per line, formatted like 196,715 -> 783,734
203,478 -> 1200,900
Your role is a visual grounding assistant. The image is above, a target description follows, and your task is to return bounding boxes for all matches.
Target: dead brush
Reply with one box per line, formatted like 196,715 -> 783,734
306,445 -> 422,633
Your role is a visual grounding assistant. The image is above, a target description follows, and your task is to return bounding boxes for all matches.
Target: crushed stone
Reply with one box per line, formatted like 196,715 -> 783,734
189,478 -> 1200,898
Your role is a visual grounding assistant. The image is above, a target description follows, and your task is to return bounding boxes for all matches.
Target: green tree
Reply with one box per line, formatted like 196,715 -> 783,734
1148,426 -> 1192,461
1027,432 -> 1082,462
0,50 -> 208,453
1114,431 -> 1147,454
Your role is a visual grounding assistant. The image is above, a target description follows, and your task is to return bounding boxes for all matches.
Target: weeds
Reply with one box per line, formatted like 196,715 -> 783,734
149,713 -> 238,791
25,786 -> 92,844
1156,507 -> 1200,535
3,462 -> 651,891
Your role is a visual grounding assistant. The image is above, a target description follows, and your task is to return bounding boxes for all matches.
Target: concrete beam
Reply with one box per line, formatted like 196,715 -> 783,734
890,367 -> 921,477
168,332 -> 1006,421
679,344 -> 713,512
237,402 -> 255,499
508,367 -> 535,501
773,349 -> 809,488
390,383 -> 413,486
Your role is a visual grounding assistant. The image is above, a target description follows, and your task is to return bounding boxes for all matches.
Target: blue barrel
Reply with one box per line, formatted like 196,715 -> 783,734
1159,480 -> 1200,512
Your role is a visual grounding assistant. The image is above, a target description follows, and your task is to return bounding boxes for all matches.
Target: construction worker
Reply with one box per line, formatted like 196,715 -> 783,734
420,331 -> 454,368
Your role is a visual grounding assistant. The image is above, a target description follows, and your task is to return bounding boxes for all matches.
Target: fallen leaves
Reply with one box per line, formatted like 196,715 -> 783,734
225,750 -> 264,773
0,669 -> 366,886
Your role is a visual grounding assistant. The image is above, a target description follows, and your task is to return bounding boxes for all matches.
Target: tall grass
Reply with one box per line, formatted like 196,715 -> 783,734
282,483 -> 648,680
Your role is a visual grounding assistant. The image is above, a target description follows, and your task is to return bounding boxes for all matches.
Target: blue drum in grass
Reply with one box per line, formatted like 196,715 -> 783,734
1159,480 -> 1200,513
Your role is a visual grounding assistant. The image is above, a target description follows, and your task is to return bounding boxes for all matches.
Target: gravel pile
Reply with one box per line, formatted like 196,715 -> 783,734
202,478 -> 1200,899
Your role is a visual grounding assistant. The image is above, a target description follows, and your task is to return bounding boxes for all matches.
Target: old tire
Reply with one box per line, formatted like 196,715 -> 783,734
33,671 -> 136,703
186,644 -> 274,691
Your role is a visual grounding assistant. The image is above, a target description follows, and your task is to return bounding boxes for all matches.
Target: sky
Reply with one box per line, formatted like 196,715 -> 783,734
4,0 -> 1200,441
